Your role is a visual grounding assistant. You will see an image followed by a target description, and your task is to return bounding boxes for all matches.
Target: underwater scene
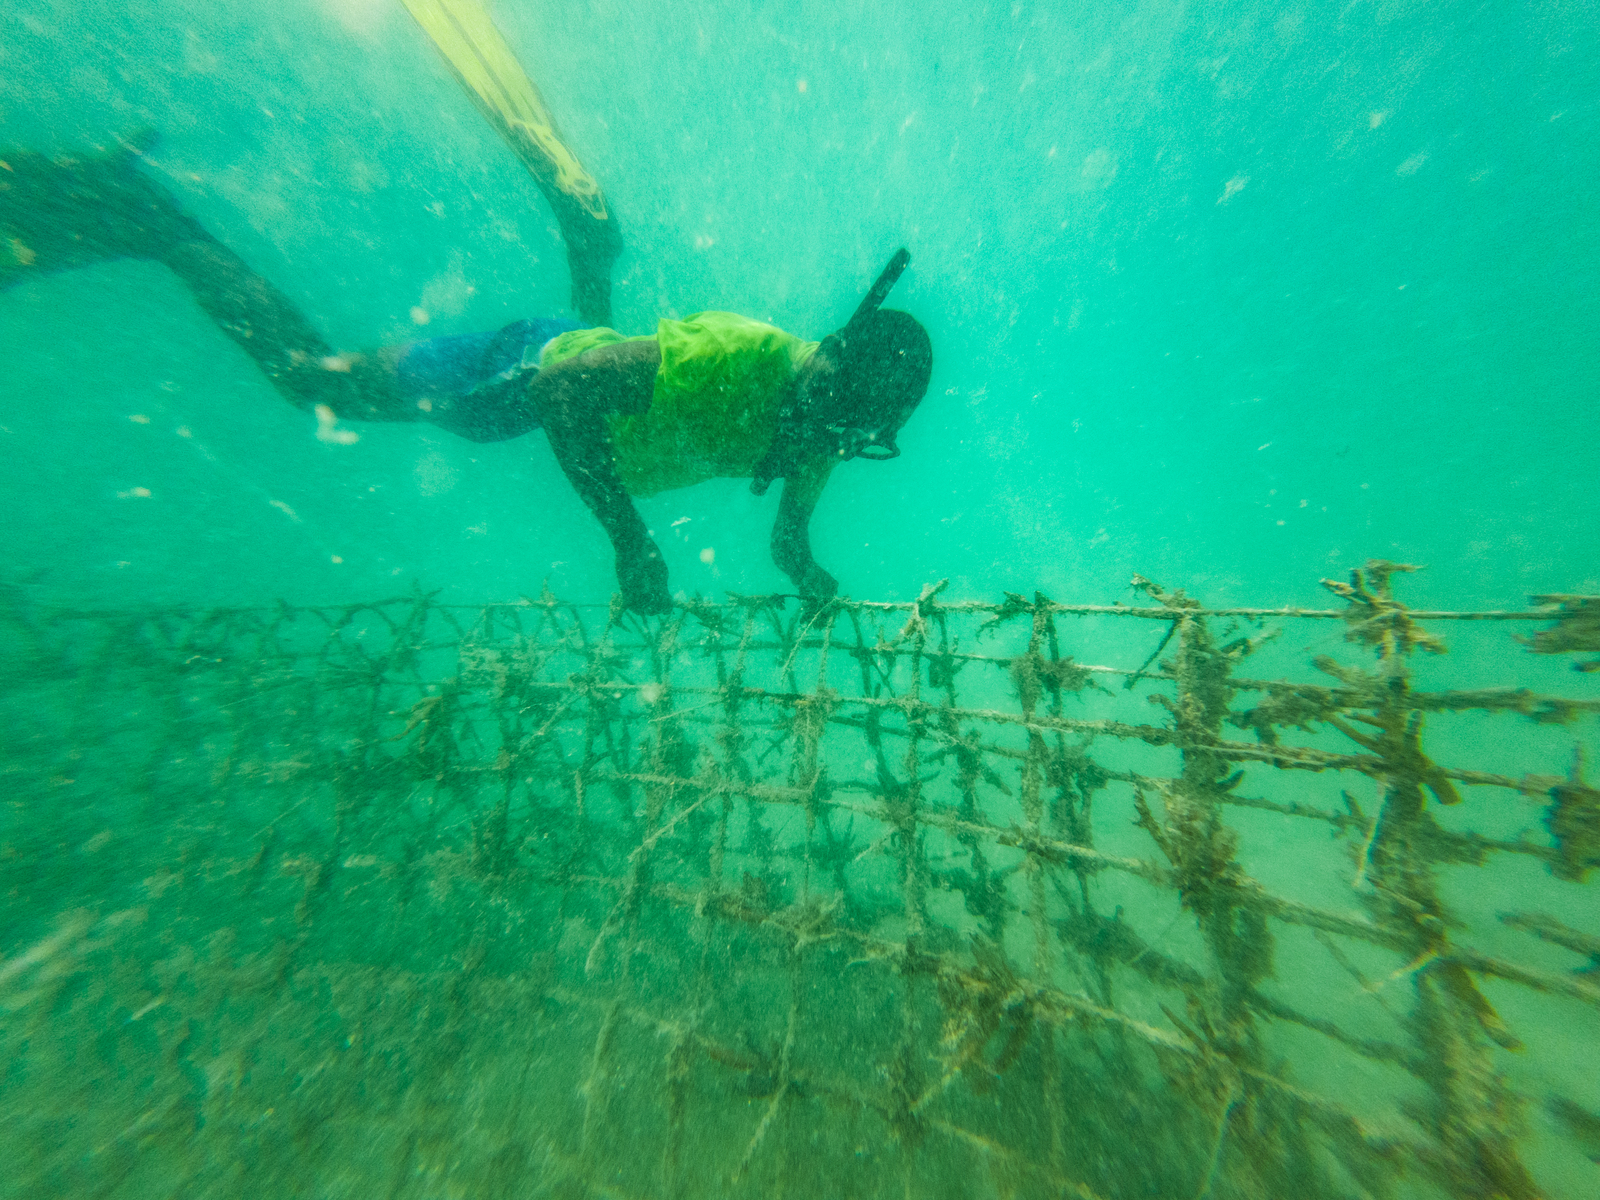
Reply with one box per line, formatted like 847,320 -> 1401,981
1,1 -> 1597,1197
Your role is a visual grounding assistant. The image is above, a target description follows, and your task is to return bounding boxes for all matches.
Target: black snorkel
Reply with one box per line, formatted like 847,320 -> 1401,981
750,248 -> 914,496
844,247 -> 910,335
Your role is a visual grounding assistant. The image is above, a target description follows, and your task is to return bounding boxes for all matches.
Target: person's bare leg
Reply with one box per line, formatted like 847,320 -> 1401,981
157,236 -> 411,420
1,140 -> 189,282
1,139 -> 409,422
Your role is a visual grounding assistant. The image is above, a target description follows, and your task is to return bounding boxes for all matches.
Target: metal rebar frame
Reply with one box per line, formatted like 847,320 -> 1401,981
1,564 -> 1596,1199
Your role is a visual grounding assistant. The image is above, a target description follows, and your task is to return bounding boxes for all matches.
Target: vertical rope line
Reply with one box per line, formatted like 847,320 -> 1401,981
901,601 -> 929,942
666,604 -> 753,1199
890,590 -> 933,1199
1334,568 -> 1541,1199
572,600 -> 624,827
1004,595 -> 1066,1189
1161,598 -> 1259,1193
792,612 -> 836,906
1019,600 -> 1053,982
937,600 -> 1007,945
709,605 -> 760,898
1034,596 -> 1072,1183
587,610 -> 690,1186
574,601 -> 643,1172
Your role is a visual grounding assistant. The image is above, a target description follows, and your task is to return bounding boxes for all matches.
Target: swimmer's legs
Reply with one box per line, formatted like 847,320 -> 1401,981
0,139 -> 572,440
157,236 -> 414,421
0,138 -> 197,282
1,139 -> 413,423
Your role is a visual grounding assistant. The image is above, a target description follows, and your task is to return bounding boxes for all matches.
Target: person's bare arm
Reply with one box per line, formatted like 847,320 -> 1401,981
529,339 -> 672,614
772,454 -> 840,613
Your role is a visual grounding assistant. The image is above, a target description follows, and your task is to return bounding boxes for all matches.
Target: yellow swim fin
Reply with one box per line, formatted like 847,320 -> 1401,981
402,0 -> 620,324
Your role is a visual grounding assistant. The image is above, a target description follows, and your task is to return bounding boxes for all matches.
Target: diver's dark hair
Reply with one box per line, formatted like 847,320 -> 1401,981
828,308 -> 933,430
749,310 -> 932,494
750,248 -> 929,495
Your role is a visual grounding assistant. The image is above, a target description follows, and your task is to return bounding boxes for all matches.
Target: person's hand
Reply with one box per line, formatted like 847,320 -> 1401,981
797,561 -> 838,620
616,541 -> 672,615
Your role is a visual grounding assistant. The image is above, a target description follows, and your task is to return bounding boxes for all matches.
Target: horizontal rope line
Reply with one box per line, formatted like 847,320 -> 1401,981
19,598 -> 1585,623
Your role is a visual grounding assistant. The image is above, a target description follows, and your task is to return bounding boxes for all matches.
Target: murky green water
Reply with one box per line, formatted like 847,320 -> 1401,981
2,2 -> 1596,1196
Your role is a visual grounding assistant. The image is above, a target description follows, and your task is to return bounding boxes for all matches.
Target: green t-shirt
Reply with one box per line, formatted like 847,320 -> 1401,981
540,312 -> 818,497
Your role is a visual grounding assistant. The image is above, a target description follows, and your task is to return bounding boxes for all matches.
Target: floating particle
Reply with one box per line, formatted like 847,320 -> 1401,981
315,404 -> 359,446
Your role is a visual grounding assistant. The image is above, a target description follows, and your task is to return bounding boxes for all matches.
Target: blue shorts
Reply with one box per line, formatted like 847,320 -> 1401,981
395,317 -> 581,442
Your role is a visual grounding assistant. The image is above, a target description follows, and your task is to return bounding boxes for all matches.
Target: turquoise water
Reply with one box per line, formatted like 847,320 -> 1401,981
2,2 -> 1598,1197
3,0 -> 1596,611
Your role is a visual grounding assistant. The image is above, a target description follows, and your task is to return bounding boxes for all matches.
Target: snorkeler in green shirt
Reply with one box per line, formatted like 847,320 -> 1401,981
1,140 -> 933,614
529,287 -> 930,614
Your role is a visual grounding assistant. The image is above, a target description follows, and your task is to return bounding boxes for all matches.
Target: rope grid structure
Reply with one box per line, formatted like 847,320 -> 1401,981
1,562 -> 1597,1199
